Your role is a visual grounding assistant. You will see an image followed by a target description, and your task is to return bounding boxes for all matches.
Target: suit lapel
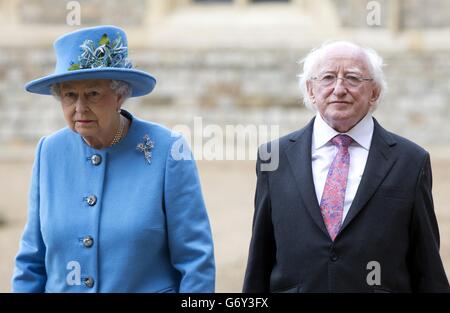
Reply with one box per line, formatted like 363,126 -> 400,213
285,118 -> 330,237
338,118 -> 398,235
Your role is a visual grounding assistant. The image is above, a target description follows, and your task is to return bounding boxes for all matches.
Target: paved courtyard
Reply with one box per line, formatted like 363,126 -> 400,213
1,146 -> 449,292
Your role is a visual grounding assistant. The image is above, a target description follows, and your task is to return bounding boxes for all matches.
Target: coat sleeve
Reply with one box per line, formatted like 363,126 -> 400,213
242,146 -> 276,293
11,137 -> 47,292
163,135 -> 215,292
409,153 -> 450,292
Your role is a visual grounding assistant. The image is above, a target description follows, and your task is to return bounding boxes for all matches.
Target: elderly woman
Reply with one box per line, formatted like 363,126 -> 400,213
12,25 -> 215,292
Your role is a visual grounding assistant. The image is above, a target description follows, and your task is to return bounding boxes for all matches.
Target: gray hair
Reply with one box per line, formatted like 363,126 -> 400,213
298,40 -> 387,111
50,80 -> 132,101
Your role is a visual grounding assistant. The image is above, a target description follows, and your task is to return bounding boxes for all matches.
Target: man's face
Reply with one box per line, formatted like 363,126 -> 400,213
307,45 -> 380,132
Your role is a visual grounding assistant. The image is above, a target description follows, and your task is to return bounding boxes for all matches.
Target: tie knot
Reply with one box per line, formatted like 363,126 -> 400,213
331,134 -> 353,148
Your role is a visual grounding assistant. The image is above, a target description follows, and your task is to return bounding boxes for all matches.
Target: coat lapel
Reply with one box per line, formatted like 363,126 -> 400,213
338,118 -> 398,236
285,118 -> 330,237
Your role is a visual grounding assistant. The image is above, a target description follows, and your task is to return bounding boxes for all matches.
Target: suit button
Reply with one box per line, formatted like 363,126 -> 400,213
83,277 -> 95,288
91,154 -> 102,166
330,253 -> 339,262
83,236 -> 94,248
86,195 -> 97,206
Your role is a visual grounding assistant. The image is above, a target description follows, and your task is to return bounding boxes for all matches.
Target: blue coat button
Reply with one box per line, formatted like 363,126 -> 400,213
83,277 -> 95,288
83,236 -> 94,248
91,154 -> 102,166
86,195 -> 97,206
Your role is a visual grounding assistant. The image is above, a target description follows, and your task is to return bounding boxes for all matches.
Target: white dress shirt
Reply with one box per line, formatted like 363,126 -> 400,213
311,113 -> 374,222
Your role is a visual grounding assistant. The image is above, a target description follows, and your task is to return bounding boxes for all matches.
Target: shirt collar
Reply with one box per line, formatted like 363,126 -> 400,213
313,112 -> 374,151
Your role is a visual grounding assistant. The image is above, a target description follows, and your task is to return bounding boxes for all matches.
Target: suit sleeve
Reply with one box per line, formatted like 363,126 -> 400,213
11,137 -> 47,292
410,153 -> 450,292
164,135 -> 215,292
243,147 -> 276,293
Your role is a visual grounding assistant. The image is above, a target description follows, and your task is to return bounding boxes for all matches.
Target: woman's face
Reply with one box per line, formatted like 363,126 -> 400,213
59,79 -> 123,142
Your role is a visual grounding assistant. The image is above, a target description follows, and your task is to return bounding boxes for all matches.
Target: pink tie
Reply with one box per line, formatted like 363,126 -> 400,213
320,134 -> 353,241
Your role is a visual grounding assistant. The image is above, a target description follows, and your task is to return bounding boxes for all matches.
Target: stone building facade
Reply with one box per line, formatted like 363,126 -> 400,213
1,0 -> 449,146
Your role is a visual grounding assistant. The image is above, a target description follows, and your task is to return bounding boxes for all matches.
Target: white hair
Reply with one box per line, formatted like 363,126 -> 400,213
50,80 -> 132,100
298,40 -> 388,111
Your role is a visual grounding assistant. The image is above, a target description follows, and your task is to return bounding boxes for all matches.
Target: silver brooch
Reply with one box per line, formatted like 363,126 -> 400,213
136,134 -> 154,164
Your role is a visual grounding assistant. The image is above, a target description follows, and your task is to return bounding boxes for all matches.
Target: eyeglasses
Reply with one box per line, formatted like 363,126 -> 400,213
311,74 -> 373,87
61,90 -> 104,106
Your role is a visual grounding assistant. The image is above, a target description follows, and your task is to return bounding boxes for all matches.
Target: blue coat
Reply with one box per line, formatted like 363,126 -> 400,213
12,111 -> 215,292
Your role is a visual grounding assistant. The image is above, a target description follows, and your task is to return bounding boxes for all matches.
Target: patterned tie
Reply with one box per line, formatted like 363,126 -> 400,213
320,134 -> 353,241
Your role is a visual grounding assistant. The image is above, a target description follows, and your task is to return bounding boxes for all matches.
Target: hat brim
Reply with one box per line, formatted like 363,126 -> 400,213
25,68 -> 156,97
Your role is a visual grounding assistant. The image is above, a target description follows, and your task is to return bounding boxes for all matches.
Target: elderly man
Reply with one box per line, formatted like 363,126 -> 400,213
243,41 -> 449,293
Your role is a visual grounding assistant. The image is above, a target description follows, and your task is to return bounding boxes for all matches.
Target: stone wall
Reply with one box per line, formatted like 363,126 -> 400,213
1,46 -> 449,146
1,0 -> 450,147
17,0 -> 147,26
334,0 -> 390,28
334,0 -> 450,29
401,0 -> 450,29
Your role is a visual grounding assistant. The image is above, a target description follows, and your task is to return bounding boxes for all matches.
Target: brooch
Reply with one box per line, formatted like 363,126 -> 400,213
136,134 -> 154,164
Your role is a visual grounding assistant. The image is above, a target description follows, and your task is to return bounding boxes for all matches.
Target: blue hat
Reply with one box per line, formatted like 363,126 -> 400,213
25,25 -> 156,97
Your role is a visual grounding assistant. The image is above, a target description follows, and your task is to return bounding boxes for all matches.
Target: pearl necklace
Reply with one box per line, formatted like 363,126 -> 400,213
110,115 -> 125,147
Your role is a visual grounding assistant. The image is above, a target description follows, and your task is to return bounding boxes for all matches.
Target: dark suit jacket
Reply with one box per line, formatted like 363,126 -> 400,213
243,117 -> 449,293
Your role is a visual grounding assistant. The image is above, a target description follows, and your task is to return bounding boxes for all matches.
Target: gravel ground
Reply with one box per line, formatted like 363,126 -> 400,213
1,146 -> 449,292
